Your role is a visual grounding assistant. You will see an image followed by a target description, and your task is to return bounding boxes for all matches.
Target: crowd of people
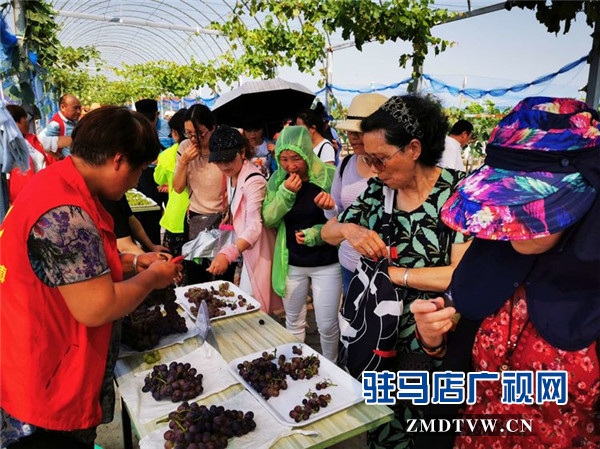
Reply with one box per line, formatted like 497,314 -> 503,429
1,92 -> 598,449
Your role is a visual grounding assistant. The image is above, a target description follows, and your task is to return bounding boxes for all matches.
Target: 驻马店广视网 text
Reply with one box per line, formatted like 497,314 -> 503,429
362,370 -> 567,406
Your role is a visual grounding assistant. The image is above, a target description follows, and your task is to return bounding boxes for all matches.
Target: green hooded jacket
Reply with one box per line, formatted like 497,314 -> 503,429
261,126 -> 336,297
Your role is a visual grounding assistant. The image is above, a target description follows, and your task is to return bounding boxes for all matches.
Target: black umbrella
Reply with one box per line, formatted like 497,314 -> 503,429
212,78 -> 316,134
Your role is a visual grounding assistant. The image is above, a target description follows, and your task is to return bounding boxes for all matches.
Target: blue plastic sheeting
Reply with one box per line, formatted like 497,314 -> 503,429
160,55 -> 587,109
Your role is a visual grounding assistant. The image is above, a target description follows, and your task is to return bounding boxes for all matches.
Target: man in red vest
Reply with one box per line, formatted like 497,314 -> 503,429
38,93 -> 82,159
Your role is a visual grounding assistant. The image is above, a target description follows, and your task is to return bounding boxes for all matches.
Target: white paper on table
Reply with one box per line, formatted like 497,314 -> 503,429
119,343 -> 238,424
118,311 -> 199,358
138,390 -> 314,449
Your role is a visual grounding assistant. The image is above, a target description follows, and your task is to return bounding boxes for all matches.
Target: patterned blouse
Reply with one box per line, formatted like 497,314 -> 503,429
1,205 -> 117,446
338,168 -> 470,354
338,168 -> 470,449
455,286 -> 600,449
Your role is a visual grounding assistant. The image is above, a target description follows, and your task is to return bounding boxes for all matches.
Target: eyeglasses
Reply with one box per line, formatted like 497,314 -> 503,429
184,129 -> 208,141
363,145 -> 406,171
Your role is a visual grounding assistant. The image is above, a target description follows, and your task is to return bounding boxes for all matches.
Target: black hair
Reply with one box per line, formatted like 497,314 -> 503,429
184,104 -> 216,134
70,106 -> 160,169
295,108 -> 326,136
6,104 -> 27,122
360,94 -> 449,167
242,115 -> 264,131
449,119 -> 474,136
168,108 -> 188,144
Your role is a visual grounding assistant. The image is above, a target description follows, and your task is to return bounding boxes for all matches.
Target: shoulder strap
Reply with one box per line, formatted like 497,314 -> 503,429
382,186 -> 395,247
221,174 -> 228,212
339,154 -> 353,179
245,172 -> 265,182
317,141 -> 328,158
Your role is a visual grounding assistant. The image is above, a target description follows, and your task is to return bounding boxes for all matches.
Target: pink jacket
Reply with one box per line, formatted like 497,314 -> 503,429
220,160 -> 282,313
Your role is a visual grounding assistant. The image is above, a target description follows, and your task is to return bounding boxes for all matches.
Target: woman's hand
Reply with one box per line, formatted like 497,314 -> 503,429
206,254 -> 230,275
284,173 -> 302,193
343,224 -> 388,259
157,184 -> 169,193
314,191 -> 335,210
144,257 -> 183,288
147,244 -> 171,254
410,298 -> 456,348
134,252 -> 171,270
295,230 -> 306,245
181,142 -> 199,165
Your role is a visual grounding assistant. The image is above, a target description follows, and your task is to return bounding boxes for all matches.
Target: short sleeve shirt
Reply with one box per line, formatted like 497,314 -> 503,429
28,205 -> 110,287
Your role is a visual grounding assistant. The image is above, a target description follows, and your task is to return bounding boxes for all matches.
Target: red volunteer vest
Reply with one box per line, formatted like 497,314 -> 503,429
0,157 -> 121,430
51,112 -> 66,136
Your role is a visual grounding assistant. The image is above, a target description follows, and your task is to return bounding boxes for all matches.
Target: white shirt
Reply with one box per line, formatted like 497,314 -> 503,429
440,136 -> 466,171
313,139 -> 335,164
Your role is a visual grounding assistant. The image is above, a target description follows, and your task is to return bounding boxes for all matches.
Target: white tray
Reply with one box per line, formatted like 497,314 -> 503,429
175,281 -> 261,321
228,343 -> 364,427
126,188 -> 160,212
119,309 -> 199,358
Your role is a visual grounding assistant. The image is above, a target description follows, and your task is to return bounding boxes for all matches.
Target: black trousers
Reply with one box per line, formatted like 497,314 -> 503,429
8,429 -> 94,449
135,165 -> 167,246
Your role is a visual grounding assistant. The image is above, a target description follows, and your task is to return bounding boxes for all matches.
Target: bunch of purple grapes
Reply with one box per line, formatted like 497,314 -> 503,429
291,345 -> 303,355
163,401 -> 256,449
288,391 -> 332,423
122,284 -> 188,351
237,351 -> 288,400
122,301 -> 188,351
142,284 -> 177,308
186,283 -> 255,319
157,301 -> 188,335
279,354 -> 321,381
315,378 -> 336,391
142,362 -> 204,402
186,287 -> 228,319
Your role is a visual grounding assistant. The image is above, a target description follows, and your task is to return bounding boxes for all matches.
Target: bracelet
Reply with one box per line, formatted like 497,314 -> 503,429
403,267 -> 410,288
132,254 -> 140,273
415,326 -> 447,357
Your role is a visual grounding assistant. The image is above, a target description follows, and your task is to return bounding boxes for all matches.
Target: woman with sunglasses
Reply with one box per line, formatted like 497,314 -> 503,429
173,104 -> 235,284
321,94 -> 472,449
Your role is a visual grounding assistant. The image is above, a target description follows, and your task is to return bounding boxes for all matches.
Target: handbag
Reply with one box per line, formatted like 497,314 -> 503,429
338,185 -> 403,379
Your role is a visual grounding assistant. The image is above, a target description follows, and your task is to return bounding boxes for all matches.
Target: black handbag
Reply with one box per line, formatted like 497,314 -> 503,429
338,185 -> 404,379
338,256 -> 403,378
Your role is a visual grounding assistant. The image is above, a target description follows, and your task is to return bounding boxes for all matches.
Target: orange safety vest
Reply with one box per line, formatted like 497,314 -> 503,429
0,157 -> 121,430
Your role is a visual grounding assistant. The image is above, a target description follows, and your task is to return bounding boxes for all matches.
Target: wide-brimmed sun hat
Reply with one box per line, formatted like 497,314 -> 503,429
336,93 -> 387,133
208,125 -> 245,163
441,96 -> 600,241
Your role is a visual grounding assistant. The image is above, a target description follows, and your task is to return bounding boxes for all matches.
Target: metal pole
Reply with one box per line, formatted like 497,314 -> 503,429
326,47 -> 333,110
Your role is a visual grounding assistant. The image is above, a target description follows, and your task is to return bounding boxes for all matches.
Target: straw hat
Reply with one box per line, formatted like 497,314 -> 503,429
336,93 -> 388,133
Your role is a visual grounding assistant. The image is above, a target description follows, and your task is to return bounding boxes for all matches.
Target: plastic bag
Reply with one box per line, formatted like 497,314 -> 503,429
182,224 -> 236,260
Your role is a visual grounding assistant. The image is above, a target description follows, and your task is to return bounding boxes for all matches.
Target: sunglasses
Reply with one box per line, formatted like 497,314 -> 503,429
363,145 -> 407,171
